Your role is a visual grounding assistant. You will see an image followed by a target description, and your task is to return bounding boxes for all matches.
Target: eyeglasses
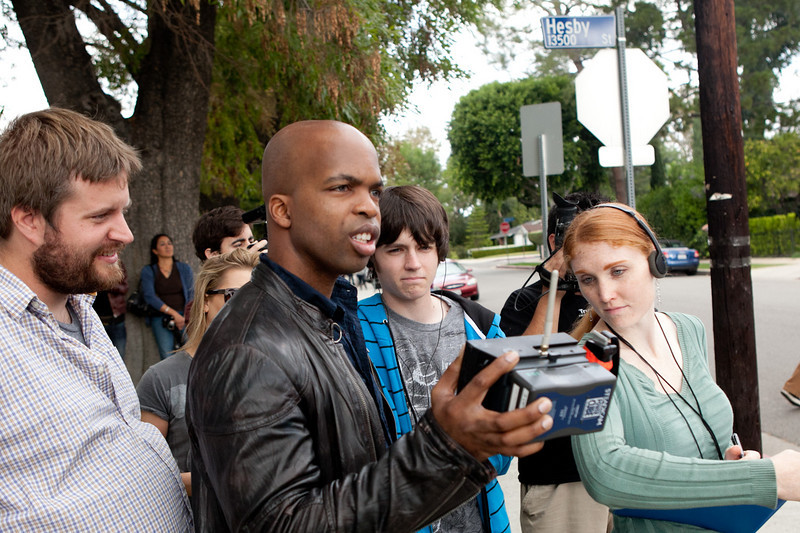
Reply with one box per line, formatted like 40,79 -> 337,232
206,288 -> 238,303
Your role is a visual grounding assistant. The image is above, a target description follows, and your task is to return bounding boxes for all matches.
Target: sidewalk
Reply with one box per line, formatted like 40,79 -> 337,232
749,257 -> 800,280
497,432 -> 800,532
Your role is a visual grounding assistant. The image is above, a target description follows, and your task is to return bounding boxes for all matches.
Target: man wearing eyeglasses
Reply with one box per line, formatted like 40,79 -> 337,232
186,120 -> 554,532
191,205 -> 268,262
183,205 -> 267,328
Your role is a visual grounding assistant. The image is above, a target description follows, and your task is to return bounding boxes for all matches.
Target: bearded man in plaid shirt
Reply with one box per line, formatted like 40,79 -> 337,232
0,108 -> 192,531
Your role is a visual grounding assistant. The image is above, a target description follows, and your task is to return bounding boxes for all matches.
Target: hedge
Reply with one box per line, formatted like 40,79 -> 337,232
749,213 -> 799,257
467,231 -> 543,259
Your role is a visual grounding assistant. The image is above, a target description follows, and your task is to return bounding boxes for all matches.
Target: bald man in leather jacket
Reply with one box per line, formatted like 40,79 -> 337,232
186,120 -> 553,532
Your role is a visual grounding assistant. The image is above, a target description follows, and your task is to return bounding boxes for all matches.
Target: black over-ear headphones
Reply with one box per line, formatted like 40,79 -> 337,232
594,204 -> 667,278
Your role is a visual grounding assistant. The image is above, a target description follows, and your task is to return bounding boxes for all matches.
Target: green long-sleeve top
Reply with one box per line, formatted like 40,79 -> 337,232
572,312 -> 777,532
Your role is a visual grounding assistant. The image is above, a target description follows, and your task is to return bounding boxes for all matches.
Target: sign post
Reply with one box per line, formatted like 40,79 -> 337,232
615,7 -> 635,207
520,102 -> 564,259
500,221 -> 511,262
538,134 -> 548,250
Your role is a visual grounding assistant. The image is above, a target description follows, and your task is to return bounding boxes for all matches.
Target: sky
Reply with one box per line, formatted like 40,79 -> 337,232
2,16 -> 799,166
381,27 -> 533,163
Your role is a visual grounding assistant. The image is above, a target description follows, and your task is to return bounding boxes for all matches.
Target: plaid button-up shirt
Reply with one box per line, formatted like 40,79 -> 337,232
0,265 -> 192,531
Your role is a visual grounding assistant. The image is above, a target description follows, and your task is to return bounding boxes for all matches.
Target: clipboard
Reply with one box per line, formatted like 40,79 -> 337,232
614,500 -> 786,533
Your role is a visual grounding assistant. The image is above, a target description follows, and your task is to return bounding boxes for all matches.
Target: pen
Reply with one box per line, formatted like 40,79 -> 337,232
731,432 -> 744,459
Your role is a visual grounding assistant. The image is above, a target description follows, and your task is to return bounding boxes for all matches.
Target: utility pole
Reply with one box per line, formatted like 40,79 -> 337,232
694,1 -> 761,451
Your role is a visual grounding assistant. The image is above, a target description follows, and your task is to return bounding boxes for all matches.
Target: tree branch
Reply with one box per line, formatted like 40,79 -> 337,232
72,0 -> 141,73
116,0 -> 147,14
11,0 -> 127,136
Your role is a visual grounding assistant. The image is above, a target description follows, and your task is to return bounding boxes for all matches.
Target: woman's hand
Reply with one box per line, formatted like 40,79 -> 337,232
724,445 -> 760,461
172,312 -> 186,331
771,450 -> 800,500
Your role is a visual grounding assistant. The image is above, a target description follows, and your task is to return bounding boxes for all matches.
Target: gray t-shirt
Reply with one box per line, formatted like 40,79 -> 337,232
385,296 -> 483,533
57,303 -> 86,345
136,350 -> 192,471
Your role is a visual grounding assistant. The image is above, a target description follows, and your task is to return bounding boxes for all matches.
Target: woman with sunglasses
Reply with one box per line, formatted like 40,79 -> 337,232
136,248 -> 259,496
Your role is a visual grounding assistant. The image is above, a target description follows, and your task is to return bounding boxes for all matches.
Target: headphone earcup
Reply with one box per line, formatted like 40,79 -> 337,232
649,250 -> 667,278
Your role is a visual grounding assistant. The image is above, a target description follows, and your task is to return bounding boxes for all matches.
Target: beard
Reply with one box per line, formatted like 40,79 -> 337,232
33,227 -> 125,295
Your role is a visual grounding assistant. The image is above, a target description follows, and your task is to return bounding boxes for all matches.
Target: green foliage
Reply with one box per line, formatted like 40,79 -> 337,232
749,213 -> 800,257
447,75 -> 606,207
381,128 -> 444,192
468,242 -> 541,258
663,0 -> 800,138
744,133 -> 800,217
200,0 -> 500,206
466,203 -> 492,248
202,1 -> 402,206
637,172 -> 707,251
650,140 -> 667,189
733,0 -> 800,138
483,197 -> 538,240
381,127 -> 478,257
620,1 -> 667,54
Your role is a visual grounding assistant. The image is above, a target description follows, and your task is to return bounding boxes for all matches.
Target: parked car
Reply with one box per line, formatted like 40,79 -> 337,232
432,259 -> 479,300
659,240 -> 700,275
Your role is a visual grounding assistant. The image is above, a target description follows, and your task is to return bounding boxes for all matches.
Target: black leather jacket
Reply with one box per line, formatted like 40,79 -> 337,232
186,263 -> 494,532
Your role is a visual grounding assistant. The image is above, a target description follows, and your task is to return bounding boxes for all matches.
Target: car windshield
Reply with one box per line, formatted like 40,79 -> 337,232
435,261 -> 467,278
660,240 -> 686,248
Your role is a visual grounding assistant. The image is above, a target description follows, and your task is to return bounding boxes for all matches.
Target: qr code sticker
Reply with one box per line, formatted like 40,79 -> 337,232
582,397 -> 608,420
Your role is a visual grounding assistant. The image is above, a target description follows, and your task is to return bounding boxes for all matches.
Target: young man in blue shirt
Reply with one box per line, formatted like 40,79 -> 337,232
359,185 -> 511,533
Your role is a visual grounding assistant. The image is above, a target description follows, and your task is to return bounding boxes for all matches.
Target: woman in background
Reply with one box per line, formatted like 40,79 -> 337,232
137,248 -> 259,496
141,233 -> 194,359
563,203 -> 800,532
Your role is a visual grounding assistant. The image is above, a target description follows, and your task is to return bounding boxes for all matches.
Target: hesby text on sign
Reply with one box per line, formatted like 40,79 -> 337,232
541,15 -> 616,49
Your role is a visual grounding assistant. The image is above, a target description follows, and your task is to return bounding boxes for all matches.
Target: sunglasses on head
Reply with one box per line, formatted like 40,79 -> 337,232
206,287 -> 238,303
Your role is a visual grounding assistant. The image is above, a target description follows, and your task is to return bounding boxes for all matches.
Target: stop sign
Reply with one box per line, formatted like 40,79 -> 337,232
500,221 -> 511,234
575,48 -> 670,167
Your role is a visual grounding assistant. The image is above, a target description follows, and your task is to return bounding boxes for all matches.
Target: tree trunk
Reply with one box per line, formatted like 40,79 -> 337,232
13,0 -> 217,382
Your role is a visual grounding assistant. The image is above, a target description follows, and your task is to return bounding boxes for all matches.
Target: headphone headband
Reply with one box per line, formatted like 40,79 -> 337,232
594,203 -> 667,278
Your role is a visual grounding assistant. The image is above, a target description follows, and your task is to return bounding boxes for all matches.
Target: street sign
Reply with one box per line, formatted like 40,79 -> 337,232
541,16 -> 616,49
575,48 -> 669,167
520,102 -> 564,177
500,221 -> 511,234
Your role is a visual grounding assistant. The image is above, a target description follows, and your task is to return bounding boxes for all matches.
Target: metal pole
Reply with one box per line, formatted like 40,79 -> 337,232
538,134 -> 549,258
616,6 -> 635,208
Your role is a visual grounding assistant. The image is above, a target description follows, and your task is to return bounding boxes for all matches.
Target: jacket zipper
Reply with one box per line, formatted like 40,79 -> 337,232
328,319 -> 379,460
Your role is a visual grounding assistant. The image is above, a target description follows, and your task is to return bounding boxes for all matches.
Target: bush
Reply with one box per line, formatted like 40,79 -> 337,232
638,175 -> 707,248
450,244 -> 468,260
749,213 -> 799,256
468,243 -> 541,259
